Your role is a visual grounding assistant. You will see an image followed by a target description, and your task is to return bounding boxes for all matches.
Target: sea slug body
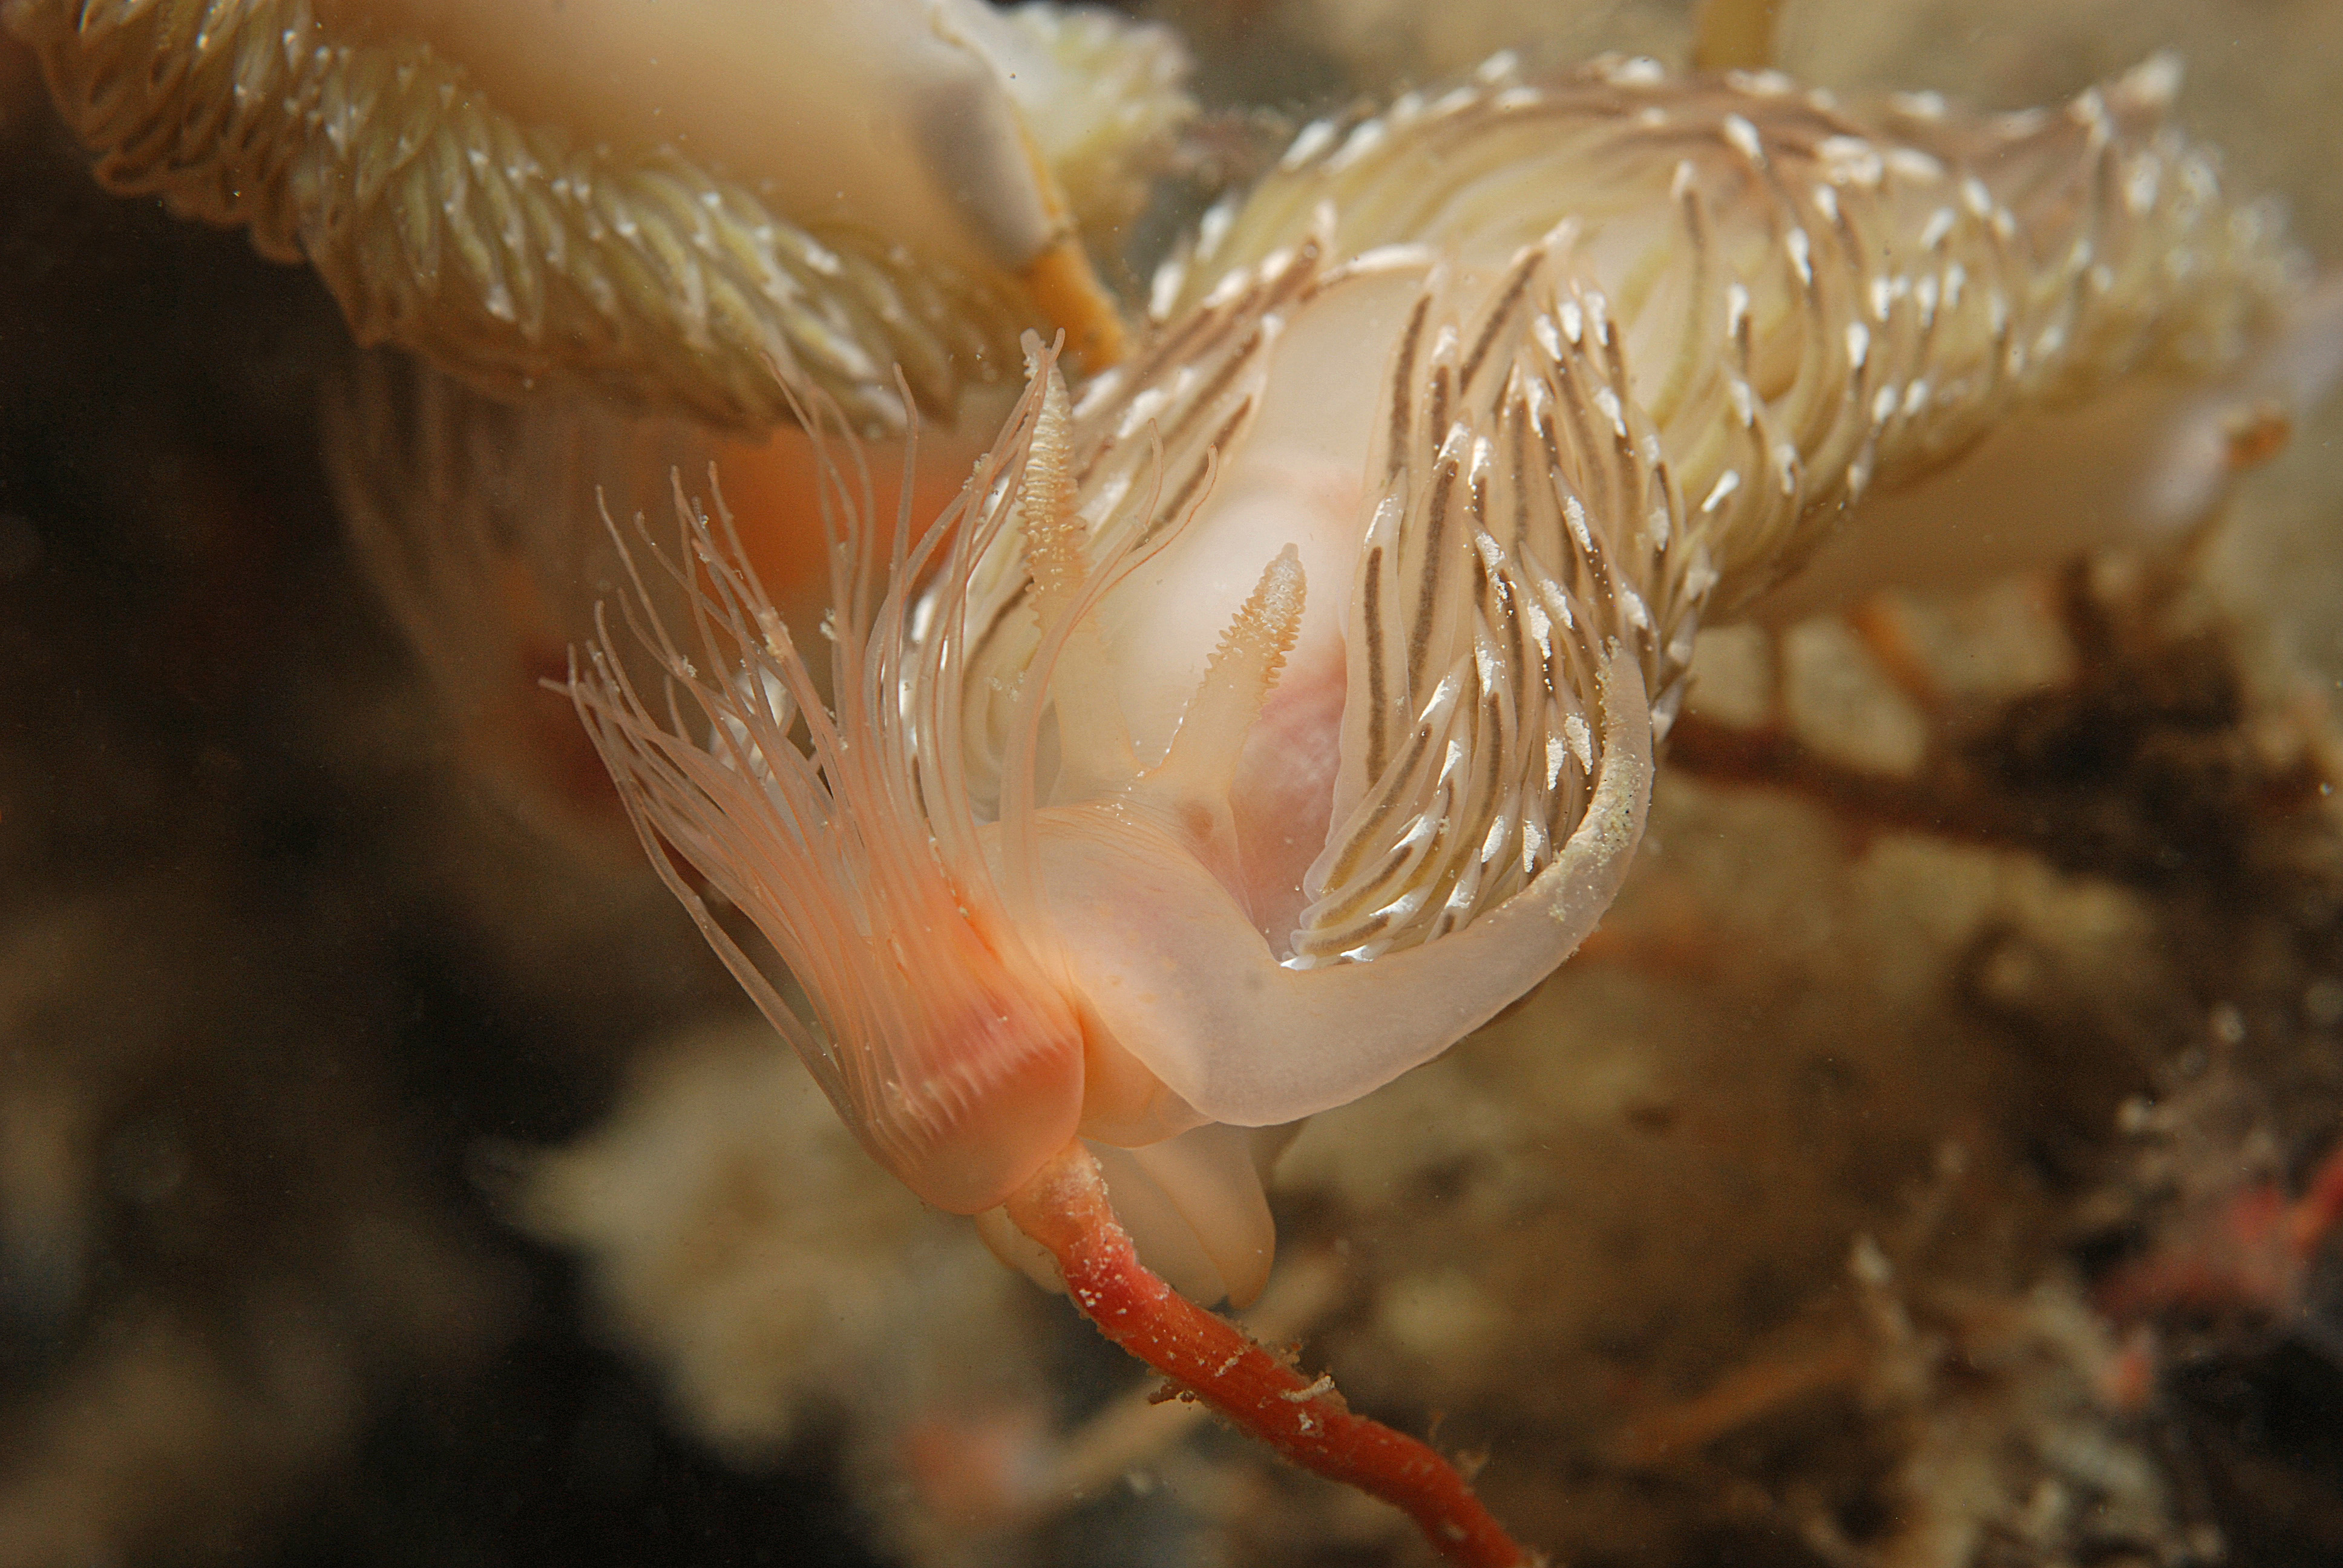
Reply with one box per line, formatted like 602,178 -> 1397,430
569,51 -> 2338,1302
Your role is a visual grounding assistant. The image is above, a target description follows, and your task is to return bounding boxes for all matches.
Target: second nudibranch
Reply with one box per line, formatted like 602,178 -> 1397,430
6,0 -> 1185,428
572,55 -> 2336,1308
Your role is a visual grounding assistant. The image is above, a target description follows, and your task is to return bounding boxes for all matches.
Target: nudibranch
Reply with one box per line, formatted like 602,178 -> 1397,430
5,0 -> 1190,428
568,48 -> 2335,1566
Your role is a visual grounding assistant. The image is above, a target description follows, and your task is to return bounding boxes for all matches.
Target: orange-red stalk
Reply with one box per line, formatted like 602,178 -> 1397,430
1004,1142 -> 1533,1568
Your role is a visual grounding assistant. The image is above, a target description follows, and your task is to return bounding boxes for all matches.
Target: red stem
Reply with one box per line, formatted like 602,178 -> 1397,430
1004,1142 -> 1534,1568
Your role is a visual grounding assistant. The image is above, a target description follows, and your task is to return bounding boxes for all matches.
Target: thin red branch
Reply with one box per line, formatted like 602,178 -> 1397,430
1004,1142 -> 1534,1568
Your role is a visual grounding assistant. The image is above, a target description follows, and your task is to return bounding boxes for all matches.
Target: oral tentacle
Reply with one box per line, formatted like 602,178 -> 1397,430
1012,353 -> 1141,796
1145,543 -> 1308,810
